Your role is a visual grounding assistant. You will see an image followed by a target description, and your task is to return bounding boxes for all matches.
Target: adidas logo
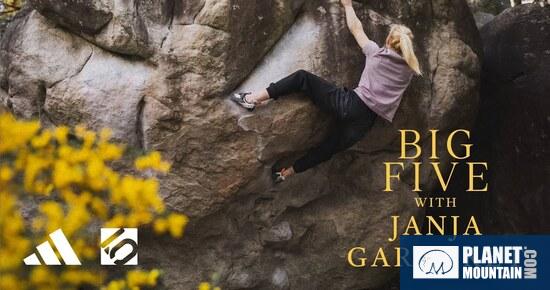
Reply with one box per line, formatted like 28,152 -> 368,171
23,229 -> 81,265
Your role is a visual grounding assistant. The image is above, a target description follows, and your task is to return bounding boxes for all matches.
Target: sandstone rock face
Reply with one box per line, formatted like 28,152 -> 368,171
476,4 -> 550,233
0,0 -> 481,289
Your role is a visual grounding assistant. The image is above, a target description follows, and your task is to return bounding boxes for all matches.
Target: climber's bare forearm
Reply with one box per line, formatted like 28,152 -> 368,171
342,1 -> 369,48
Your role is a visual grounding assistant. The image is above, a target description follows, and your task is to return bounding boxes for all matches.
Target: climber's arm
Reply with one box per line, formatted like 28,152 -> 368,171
341,0 -> 369,49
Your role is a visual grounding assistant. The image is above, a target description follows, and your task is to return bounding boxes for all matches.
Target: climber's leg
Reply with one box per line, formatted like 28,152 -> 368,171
271,89 -> 376,179
291,119 -> 369,173
264,69 -> 336,99
262,70 -> 344,113
291,100 -> 376,174
292,123 -> 344,173
243,70 -> 348,119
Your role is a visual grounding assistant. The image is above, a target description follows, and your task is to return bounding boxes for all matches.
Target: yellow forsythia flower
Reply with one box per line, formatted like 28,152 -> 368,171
0,113 -> 40,153
31,131 -> 52,149
30,267 -> 59,289
105,213 -> 126,228
98,142 -> 124,160
39,201 -> 64,233
153,218 -> 168,234
0,274 -> 24,290
148,269 -> 161,285
91,197 -> 108,219
153,214 -> 189,238
0,165 -> 13,183
60,269 -> 102,286
198,282 -> 212,290
102,280 -> 126,290
54,126 -> 69,144
99,127 -> 112,142
167,213 -> 189,238
135,151 -> 171,173
127,269 -> 160,288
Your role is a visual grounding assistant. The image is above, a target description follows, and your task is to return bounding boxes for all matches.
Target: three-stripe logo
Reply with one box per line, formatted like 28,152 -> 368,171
23,229 -> 81,265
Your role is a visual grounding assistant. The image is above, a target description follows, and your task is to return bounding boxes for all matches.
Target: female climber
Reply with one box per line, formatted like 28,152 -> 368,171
231,0 -> 422,183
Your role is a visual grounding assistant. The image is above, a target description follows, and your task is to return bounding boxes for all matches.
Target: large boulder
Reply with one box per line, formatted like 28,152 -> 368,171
476,4 -> 550,233
466,0 -> 511,27
467,0 -> 511,15
0,0 -> 481,289
30,0 -> 153,57
1,11 -> 94,119
29,0 -> 113,34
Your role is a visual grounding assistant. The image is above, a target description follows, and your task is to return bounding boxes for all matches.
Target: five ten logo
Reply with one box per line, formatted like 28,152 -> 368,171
23,229 -> 81,265
100,228 -> 138,265
413,246 -> 459,279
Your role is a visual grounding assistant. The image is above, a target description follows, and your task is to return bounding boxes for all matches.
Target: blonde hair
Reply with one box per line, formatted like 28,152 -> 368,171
387,24 -> 422,76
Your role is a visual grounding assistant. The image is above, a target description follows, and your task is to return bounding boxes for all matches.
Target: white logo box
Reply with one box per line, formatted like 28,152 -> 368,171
413,246 -> 459,279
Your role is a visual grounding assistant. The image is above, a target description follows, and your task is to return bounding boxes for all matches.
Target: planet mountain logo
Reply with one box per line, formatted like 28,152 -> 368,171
413,246 -> 459,279
419,249 -> 454,275
23,229 -> 81,266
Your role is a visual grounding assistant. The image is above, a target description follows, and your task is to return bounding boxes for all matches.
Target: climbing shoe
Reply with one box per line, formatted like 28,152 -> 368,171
231,92 -> 255,111
272,168 -> 287,184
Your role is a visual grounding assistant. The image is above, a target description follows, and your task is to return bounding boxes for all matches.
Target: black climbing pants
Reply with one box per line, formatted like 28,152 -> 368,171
266,70 -> 377,173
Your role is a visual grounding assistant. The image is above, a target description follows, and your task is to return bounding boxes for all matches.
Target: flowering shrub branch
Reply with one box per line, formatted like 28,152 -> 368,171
0,113 -> 189,290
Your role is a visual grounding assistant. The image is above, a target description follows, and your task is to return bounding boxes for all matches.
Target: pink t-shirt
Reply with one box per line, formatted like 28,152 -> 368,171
353,40 -> 414,122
